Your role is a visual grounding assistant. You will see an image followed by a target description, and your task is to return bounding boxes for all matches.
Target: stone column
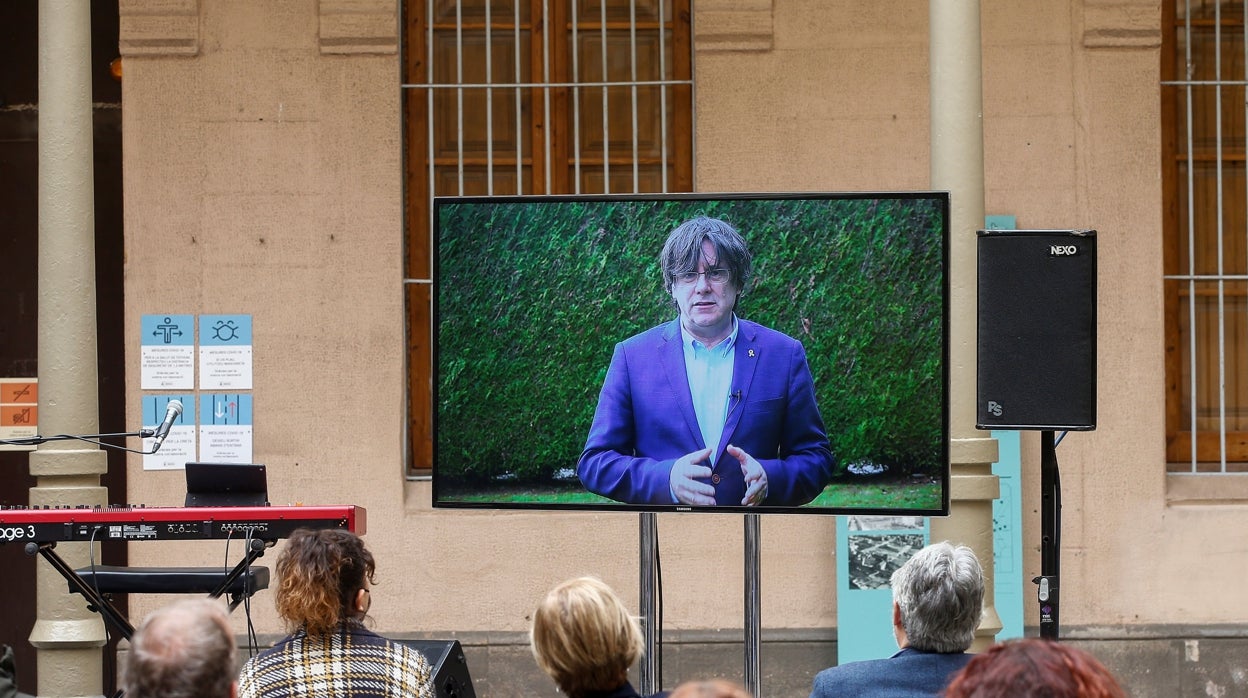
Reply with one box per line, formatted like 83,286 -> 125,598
29,1 -> 110,696
928,0 -> 1002,651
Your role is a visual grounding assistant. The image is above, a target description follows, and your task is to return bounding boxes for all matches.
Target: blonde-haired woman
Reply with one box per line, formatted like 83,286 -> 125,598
238,528 -> 433,698
668,680 -> 752,698
530,576 -> 667,698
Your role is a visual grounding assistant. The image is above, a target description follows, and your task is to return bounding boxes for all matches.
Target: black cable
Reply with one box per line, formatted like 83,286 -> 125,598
1053,457 -> 1062,582
654,526 -> 663,689
1047,433 -> 1065,587
88,524 -> 117,696
0,434 -> 155,454
224,529 -> 233,576
243,529 -> 258,654
88,523 -> 105,602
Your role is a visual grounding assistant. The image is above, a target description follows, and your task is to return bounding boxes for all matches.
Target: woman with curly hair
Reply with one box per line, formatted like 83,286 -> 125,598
237,529 -> 433,698
941,638 -> 1127,698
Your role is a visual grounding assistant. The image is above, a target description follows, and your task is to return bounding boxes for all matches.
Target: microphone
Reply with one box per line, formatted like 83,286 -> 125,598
150,399 -> 183,453
731,390 -> 742,400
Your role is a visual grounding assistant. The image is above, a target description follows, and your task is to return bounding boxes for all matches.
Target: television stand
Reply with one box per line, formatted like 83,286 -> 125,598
637,513 -> 762,696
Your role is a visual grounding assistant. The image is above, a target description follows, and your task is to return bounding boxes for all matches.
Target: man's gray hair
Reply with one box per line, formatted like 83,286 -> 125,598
122,598 -> 237,698
890,541 -> 984,653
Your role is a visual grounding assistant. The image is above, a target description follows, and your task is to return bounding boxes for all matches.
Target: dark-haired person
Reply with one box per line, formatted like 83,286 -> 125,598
237,528 -> 434,698
530,576 -> 667,698
810,541 -> 984,698
942,638 -> 1127,698
577,216 -> 835,506
122,598 -> 237,698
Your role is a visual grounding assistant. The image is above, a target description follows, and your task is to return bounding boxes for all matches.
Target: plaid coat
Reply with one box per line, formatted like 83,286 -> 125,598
238,624 -> 434,698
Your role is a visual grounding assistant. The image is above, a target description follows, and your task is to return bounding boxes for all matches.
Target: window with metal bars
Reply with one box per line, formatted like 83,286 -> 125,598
401,0 -> 693,474
1162,0 -> 1248,471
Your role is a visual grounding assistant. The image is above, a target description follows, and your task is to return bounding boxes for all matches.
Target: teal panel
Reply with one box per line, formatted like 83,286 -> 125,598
835,517 -> 929,664
992,430 -> 1024,640
984,214 -> 1017,230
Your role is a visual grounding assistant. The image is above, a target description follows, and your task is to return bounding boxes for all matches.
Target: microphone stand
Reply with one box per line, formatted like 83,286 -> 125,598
1034,430 -> 1062,640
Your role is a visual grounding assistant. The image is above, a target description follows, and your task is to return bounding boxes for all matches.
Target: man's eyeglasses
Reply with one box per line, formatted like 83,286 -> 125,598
674,269 -> 731,286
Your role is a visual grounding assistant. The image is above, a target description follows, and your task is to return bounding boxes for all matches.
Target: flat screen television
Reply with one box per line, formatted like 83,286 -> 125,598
432,192 -> 949,515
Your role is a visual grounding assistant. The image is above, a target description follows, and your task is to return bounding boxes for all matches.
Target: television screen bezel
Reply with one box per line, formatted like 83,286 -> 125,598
430,191 -> 950,516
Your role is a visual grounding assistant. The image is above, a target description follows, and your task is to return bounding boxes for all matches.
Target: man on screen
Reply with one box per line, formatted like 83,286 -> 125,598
577,216 -> 835,506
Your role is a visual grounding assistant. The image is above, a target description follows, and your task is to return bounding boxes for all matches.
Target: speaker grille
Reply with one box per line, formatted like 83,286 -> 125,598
976,230 -> 1096,430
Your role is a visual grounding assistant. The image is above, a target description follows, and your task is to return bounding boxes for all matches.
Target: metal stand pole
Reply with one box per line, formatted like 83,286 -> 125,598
1035,430 -> 1061,639
639,512 -> 660,694
638,513 -> 762,694
744,514 -> 761,696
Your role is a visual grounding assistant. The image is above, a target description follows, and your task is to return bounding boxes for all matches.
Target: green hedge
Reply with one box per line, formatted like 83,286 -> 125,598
435,195 -> 945,485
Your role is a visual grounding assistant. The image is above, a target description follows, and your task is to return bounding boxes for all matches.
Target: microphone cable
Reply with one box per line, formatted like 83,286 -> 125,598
243,528 -> 259,654
654,528 -> 664,689
223,529 -> 260,657
87,523 -> 119,697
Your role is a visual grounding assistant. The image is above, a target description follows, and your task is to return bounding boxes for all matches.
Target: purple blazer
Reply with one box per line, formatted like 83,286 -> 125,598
577,318 -> 835,506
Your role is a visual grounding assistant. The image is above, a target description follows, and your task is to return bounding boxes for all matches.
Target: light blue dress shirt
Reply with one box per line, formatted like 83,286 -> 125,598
680,316 -> 739,466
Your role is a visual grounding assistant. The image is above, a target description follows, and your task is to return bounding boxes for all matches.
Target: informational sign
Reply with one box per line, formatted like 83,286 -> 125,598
0,378 -> 38,451
141,314 -> 195,390
199,314 -> 253,390
198,393 -> 253,463
141,393 -> 195,471
836,516 -> 930,664
992,430 -> 1024,640
834,431 -> 1025,662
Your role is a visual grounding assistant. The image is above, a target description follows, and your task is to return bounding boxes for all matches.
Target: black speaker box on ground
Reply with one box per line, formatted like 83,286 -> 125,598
402,639 -> 477,698
976,229 -> 1096,430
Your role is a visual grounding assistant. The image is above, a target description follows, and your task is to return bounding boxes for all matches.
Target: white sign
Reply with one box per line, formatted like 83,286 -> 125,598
199,315 -> 253,390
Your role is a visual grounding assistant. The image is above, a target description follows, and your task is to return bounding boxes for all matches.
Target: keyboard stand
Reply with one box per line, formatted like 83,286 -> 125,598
26,537 -> 273,641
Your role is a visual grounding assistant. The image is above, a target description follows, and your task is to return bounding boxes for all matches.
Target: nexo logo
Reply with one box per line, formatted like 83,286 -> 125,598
1049,245 -> 1079,256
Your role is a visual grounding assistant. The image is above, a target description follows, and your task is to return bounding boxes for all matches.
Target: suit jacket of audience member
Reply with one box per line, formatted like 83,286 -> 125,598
583,681 -> 669,698
809,647 -> 973,698
578,318 -> 835,506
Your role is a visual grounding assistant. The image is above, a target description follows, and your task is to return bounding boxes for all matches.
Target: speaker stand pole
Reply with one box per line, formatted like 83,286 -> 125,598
1035,430 -> 1061,640
744,514 -> 761,696
639,512 -> 660,694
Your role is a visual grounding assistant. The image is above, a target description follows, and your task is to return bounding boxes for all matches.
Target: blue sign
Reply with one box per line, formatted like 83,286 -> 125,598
199,314 -> 252,346
141,315 -> 194,346
199,394 -> 253,426
142,394 -> 194,427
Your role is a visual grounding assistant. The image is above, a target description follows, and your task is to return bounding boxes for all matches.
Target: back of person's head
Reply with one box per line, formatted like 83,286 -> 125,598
122,598 -> 236,698
530,576 -> 645,698
891,541 -> 984,653
660,216 -> 754,295
669,679 -> 753,698
942,638 -> 1127,698
275,527 -> 376,636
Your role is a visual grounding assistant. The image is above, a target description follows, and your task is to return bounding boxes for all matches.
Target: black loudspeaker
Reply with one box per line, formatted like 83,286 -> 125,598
976,229 -> 1096,430
402,640 -> 477,698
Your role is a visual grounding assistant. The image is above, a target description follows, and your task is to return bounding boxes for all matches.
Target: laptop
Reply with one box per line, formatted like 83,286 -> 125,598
184,462 -> 269,507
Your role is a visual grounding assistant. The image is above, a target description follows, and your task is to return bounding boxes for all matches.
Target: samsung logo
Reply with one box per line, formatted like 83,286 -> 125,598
1049,245 -> 1079,257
